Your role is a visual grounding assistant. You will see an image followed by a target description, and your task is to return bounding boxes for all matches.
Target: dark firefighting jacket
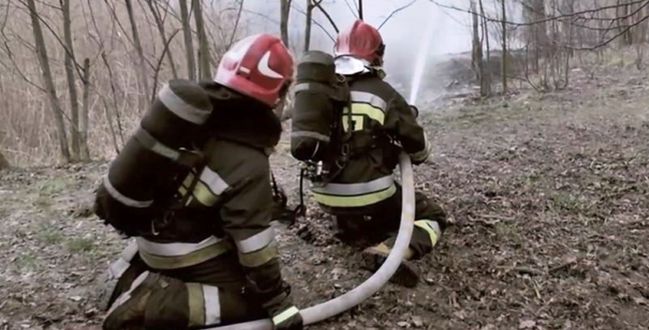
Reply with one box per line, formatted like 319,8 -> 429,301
135,82 -> 290,311
311,72 -> 430,209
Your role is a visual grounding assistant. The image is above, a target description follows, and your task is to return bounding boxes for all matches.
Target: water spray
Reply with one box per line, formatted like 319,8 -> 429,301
408,8 -> 439,105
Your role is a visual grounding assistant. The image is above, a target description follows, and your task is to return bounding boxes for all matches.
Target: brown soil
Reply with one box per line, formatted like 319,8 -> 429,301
1,65 -> 648,330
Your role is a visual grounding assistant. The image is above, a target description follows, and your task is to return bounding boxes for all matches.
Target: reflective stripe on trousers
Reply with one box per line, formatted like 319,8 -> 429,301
414,220 -> 441,247
136,236 -> 232,270
187,283 -> 221,327
311,175 -> 397,207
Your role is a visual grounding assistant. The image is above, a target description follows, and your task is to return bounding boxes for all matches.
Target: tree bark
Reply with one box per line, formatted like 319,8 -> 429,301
304,0 -> 314,52
125,0 -> 150,110
193,0 -> 211,80
61,0 -> 80,161
179,0 -> 197,80
471,0 -> 489,97
280,0 -> 291,47
80,58 -> 91,160
146,0 -> 178,79
500,0 -> 508,93
26,0 -> 70,162
0,150 -> 9,170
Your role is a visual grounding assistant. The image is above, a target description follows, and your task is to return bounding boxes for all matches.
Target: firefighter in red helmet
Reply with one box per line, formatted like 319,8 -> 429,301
97,34 -> 302,330
311,20 -> 448,287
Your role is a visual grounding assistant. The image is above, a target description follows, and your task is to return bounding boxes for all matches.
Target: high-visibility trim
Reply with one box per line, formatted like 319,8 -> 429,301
203,285 -> 221,325
313,184 -> 397,208
311,175 -> 394,196
187,283 -> 206,327
350,91 -> 387,111
198,167 -> 229,195
102,176 -> 153,208
236,227 -> 275,253
136,236 -> 222,257
290,131 -> 331,142
193,181 -> 219,206
348,103 -> 385,124
138,240 -> 232,270
272,306 -> 300,325
134,128 -> 181,161
238,242 -> 278,268
414,220 -> 441,247
158,83 -> 210,125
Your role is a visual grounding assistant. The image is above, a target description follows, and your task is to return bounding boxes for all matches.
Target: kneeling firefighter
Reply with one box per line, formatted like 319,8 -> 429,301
94,34 -> 302,330
291,20 -> 448,288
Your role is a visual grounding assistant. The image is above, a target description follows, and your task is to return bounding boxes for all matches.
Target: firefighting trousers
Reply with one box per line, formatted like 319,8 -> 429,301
101,247 -> 265,330
331,184 -> 447,259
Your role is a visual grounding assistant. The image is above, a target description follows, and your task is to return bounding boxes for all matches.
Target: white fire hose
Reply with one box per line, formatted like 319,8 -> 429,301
210,152 -> 415,329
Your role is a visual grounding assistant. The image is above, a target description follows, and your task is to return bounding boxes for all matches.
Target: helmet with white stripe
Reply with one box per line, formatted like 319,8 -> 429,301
214,34 -> 295,107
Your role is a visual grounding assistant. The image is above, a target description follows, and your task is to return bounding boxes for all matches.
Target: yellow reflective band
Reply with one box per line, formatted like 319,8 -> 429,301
414,220 -> 440,247
193,181 -> 218,206
349,103 -> 385,124
187,283 -> 206,327
238,242 -> 278,268
312,184 -> 396,208
139,240 -> 232,269
272,306 -> 300,325
342,114 -> 366,132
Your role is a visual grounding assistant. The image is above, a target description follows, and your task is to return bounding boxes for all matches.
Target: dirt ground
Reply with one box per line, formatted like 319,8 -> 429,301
1,64 -> 648,330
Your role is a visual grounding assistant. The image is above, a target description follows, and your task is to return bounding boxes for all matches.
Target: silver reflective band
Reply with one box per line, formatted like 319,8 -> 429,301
136,236 -> 222,257
199,167 -> 229,195
203,285 -> 221,325
108,241 -> 138,279
293,82 -> 313,93
136,128 -> 182,161
103,176 -> 154,208
236,227 -> 275,253
290,131 -> 331,142
158,83 -> 210,125
311,175 -> 394,196
350,91 -> 387,111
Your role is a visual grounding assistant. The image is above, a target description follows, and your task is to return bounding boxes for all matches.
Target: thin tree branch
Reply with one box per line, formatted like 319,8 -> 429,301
378,0 -> 417,30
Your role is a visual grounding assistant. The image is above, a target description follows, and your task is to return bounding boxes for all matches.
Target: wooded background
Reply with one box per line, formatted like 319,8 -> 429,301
0,0 -> 648,167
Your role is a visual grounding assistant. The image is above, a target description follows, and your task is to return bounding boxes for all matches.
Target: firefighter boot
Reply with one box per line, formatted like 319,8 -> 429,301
360,243 -> 419,288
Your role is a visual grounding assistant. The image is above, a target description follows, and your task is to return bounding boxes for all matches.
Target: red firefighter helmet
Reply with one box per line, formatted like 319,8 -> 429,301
214,34 -> 294,107
334,20 -> 385,65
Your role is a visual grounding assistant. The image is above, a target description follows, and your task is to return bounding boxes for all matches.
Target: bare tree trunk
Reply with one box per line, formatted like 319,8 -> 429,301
471,0 -> 489,97
304,0 -> 314,52
26,0 -> 70,162
146,0 -> 178,79
479,0 -> 491,96
280,0 -> 291,47
125,0 -> 150,110
0,150 -> 9,170
179,0 -> 197,80
500,0 -> 508,93
80,58 -> 91,160
358,0 -> 363,20
61,0 -> 80,161
193,0 -> 211,79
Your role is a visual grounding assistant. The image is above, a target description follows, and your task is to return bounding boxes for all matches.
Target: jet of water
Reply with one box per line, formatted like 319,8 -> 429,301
408,10 -> 438,105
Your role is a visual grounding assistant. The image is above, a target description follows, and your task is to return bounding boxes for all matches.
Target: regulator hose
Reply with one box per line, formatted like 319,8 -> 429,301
210,152 -> 415,329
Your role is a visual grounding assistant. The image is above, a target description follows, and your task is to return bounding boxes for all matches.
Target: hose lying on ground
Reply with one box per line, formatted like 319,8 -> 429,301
209,152 -> 416,330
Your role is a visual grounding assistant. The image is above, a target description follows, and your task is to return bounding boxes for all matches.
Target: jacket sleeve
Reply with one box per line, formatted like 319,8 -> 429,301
218,161 -> 293,313
384,90 -> 431,164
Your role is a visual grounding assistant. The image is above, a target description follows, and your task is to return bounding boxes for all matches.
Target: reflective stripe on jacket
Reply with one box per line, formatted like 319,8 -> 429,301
313,72 -> 428,209
137,139 -> 279,273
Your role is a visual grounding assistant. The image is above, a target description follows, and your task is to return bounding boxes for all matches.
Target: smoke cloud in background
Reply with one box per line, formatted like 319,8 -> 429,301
236,0 -> 475,100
